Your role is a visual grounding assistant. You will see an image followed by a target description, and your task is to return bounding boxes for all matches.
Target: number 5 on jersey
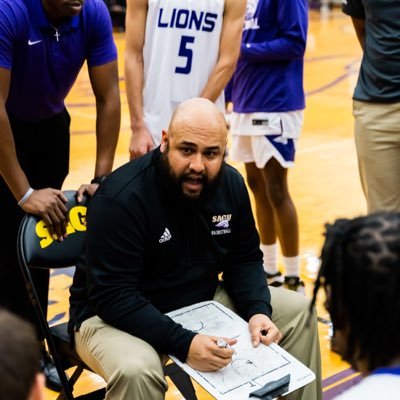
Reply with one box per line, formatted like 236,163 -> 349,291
175,35 -> 195,74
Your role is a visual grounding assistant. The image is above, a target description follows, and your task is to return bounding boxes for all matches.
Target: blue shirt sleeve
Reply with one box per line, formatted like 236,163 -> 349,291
240,0 -> 308,63
86,0 -> 117,67
0,2 -> 25,70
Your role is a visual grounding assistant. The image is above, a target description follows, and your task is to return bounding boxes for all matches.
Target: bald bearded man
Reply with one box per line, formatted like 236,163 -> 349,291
69,98 -> 322,400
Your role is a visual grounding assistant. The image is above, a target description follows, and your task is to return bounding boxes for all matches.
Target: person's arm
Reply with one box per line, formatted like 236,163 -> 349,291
85,194 -> 196,362
125,0 -> 154,160
342,0 -> 365,50
200,0 -> 246,101
86,193 -> 239,369
351,17 -> 366,50
240,0 -> 308,62
0,68 -> 30,202
0,67 -> 68,238
76,60 -> 120,201
90,60 -> 120,178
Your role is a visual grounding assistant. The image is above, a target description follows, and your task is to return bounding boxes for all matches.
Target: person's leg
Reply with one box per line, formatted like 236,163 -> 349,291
353,100 -> 400,212
260,158 -> 302,290
244,163 -> 283,284
5,110 -> 71,328
3,110 -> 71,391
0,177 -> 27,317
269,286 -> 322,400
261,158 -> 298,259
245,162 -> 277,247
23,110 -> 70,325
75,316 -> 168,400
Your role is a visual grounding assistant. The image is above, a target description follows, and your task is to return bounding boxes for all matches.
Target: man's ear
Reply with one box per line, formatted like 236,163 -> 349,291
160,130 -> 169,153
29,373 -> 45,400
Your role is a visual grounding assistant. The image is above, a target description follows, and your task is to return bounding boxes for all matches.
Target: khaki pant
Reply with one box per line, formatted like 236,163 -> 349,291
75,287 -> 322,400
353,100 -> 400,212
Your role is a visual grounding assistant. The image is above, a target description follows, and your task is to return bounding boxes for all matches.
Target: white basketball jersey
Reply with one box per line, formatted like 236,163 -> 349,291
143,0 -> 225,145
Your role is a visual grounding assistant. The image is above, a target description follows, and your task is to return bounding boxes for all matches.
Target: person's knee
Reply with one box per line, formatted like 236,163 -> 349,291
266,181 -> 286,207
246,173 -> 265,198
285,289 -> 309,315
108,356 -> 166,396
272,288 -> 311,324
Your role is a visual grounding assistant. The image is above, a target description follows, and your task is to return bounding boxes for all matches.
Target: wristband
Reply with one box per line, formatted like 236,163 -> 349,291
91,175 -> 107,185
18,187 -> 34,207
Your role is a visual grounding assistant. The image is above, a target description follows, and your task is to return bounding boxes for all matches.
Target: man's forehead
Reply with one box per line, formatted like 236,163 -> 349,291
170,122 -> 226,145
176,139 -> 222,148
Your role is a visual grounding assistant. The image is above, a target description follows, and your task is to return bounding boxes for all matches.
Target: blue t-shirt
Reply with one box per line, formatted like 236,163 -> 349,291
343,0 -> 400,102
0,0 -> 117,121
231,0 -> 308,113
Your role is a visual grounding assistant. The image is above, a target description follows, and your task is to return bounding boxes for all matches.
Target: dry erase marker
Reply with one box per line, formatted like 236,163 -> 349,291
217,338 -> 233,349
217,339 -> 227,348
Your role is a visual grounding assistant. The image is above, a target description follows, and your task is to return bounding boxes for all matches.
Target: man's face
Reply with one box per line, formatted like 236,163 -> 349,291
160,124 -> 226,200
42,0 -> 85,19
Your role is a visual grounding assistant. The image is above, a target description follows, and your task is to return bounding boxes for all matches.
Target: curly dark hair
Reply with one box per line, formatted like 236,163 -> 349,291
310,212 -> 400,372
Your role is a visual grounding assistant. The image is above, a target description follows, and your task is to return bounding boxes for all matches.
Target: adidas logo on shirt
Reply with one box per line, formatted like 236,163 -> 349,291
159,228 -> 172,243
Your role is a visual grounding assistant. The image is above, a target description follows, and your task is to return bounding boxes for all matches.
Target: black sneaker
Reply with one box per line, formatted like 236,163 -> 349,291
40,347 -> 63,392
284,276 -> 305,295
265,271 -> 284,287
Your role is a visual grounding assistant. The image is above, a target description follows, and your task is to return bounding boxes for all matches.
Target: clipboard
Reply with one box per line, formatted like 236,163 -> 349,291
166,301 -> 315,400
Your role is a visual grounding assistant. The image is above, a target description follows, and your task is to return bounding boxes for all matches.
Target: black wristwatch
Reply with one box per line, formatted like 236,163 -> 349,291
91,175 -> 107,185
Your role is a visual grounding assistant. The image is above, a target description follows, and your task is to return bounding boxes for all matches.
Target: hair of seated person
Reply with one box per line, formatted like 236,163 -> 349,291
310,211 -> 400,372
0,309 -> 40,400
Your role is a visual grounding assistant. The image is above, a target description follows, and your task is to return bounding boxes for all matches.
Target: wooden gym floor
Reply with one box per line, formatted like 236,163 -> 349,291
45,8 -> 366,399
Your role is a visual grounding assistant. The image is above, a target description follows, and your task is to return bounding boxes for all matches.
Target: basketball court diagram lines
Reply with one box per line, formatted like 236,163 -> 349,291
197,340 -> 290,395
168,301 -> 291,396
170,302 -> 235,336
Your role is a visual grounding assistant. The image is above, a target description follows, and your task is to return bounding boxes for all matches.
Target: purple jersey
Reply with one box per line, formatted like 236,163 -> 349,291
0,0 -> 117,122
232,0 -> 308,113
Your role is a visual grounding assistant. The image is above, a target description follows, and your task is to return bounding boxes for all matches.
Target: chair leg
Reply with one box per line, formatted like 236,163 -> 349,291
74,389 -> 106,400
68,365 -> 84,388
164,363 -> 198,400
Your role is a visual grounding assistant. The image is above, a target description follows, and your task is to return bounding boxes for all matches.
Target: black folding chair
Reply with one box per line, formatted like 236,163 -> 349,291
17,190 -> 197,400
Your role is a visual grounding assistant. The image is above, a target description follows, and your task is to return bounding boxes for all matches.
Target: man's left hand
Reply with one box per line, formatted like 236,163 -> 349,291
248,314 -> 282,347
76,183 -> 99,203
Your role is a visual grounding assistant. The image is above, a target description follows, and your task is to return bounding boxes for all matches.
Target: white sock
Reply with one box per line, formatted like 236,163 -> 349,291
283,255 -> 300,277
260,243 -> 278,274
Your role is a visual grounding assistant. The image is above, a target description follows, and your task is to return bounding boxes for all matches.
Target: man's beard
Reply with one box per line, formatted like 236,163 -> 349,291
159,149 -> 223,203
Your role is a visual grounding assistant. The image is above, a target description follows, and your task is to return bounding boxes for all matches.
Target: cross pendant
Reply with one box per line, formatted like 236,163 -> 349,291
54,30 -> 60,42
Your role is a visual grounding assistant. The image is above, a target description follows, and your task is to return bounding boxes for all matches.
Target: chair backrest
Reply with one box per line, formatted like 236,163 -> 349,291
18,190 -> 88,270
17,191 -> 89,400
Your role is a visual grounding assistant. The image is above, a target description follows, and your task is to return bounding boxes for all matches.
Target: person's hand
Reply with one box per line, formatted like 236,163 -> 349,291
186,334 -> 237,372
129,126 -> 154,160
21,189 -> 68,240
248,314 -> 282,347
76,183 -> 99,203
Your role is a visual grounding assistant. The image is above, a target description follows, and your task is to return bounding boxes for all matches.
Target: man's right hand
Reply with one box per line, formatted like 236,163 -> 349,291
129,127 -> 154,160
21,189 -> 68,240
186,334 -> 237,372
